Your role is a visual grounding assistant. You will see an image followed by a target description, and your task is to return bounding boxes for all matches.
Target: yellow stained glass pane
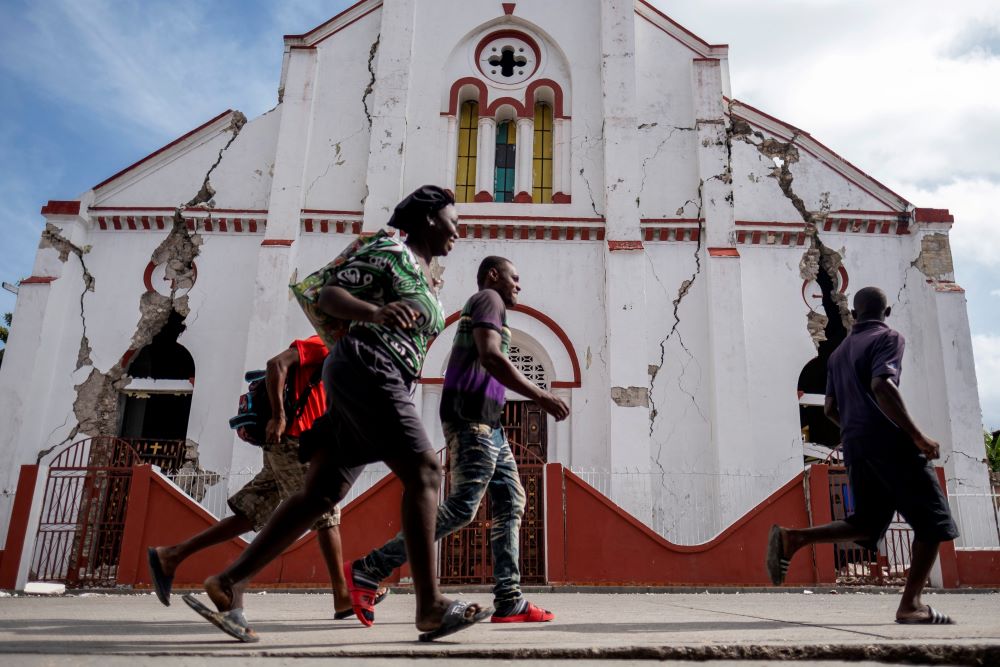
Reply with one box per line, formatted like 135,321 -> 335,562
456,101 -> 479,203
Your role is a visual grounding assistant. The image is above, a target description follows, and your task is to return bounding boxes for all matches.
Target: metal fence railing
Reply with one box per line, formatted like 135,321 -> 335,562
948,491 -> 1000,548
163,465 -> 392,522
569,468 -> 786,546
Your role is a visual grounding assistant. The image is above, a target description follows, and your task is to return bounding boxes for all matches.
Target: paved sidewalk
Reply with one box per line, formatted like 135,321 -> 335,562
0,590 -> 997,663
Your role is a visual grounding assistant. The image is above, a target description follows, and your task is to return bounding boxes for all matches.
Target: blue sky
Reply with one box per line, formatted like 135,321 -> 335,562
1,0 -> 998,428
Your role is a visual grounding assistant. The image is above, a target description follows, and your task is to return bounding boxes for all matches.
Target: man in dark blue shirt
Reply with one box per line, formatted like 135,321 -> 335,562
766,287 -> 959,624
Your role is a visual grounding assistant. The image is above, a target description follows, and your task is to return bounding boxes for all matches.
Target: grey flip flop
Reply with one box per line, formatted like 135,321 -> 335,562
146,547 -> 173,607
896,606 -> 955,625
182,593 -> 259,643
765,524 -> 790,585
418,600 -> 493,642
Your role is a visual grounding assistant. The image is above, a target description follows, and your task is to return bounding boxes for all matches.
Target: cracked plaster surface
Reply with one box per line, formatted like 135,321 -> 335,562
41,113 -> 247,468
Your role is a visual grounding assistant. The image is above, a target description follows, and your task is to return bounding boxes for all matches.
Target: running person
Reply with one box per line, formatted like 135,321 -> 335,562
184,185 -> 490,642
765,286 -> 959,624
345,256 -> 569,625
147,337 -> 386,620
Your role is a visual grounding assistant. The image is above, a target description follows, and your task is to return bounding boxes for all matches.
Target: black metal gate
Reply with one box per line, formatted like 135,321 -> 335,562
828,466 -> 916,585
30,438 -> 140,587
439,401 -> 547,585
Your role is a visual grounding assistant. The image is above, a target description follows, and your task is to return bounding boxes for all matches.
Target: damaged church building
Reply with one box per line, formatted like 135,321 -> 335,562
1,0 -> 997,590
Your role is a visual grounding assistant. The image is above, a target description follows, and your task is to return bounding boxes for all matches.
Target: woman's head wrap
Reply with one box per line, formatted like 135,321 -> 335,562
388,185 -> 455,233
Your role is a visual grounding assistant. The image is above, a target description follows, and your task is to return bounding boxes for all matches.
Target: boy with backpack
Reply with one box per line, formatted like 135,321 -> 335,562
148,336 -> 383,635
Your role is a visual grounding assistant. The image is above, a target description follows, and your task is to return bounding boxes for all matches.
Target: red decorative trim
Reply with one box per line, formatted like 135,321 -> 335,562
460,214 -> 605,222
426,302 -> 582,388
289,45 -> 317,51
286,2 -> 382,48
607,240 -> 644,251
734,220 -> 805,228
552,192 -> 571,204
708,247 -> 740,258
502,2 -> 516,15
642,226 -> 700,242
523,78 -> 567,119
261,239 -> 294,246
692,57 -> 720,63
20,276 -> 57,284
475,30 -> 541,81
914,208 -> 954,224
93,110 -> 235,190
89,206 -> 267,214
641,218 -> 703,224
301,208 -> 364,215
513,191 -> 533,203
40,200 -> 80,216
474,191 -> 494,203
446,76 -> 568,119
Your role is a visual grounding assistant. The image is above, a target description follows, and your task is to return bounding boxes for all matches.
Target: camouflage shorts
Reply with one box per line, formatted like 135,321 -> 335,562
228,438 -> 340,532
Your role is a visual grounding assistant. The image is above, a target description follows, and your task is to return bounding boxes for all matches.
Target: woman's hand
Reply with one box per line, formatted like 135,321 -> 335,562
371,302 -> 419,329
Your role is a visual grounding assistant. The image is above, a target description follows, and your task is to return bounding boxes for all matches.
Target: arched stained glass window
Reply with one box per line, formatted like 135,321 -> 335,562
455,101 -> 479,203
532,103 -> 553,204
494,120 -> 517,203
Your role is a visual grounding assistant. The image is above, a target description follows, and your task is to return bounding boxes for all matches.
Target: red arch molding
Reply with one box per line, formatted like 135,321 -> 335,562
446,77 -> 568,119
423,302 -> 581,388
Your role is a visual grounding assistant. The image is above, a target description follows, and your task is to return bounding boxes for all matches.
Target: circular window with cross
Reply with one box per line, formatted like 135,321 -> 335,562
476,30 -> 541,86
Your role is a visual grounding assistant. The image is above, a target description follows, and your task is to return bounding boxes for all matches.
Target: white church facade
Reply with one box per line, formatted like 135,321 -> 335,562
1,0 -> 993,555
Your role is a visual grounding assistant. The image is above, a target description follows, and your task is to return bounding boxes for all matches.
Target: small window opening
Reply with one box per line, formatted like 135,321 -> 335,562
488,46 -> 527,78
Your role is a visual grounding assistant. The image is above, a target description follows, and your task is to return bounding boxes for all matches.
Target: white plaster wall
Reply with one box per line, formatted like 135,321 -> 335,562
211,109 -> 281,211
644,243 -> 714,542
301,11 -> 381,212
177,233 -> 264,475
633,16 -> 701,219
732,132 -> 892,221
92,130 -> 237,208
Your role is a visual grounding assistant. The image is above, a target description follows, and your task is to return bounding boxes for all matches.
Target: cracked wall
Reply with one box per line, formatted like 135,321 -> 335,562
47,113 -> 246,470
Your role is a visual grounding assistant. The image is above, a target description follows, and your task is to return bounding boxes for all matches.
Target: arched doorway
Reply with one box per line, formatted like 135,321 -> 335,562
439,344 -> 549,585
118,310 -> 193,472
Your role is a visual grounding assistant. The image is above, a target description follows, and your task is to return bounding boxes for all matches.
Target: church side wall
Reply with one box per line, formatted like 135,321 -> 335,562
301,11 -> 381,212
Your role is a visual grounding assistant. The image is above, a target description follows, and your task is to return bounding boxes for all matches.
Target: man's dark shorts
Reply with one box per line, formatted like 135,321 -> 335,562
845,453 -> 959,551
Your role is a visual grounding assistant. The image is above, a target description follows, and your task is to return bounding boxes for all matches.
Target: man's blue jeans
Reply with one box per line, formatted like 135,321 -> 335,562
358,421 -> 527,604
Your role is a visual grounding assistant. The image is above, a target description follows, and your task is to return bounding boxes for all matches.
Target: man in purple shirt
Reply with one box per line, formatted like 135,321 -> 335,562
343,256 -> 570,625
766,287 -> 958,624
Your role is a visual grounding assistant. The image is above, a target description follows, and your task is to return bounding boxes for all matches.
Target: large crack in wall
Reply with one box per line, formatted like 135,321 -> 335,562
730,120 -> 852,348
40,113 -> 247,466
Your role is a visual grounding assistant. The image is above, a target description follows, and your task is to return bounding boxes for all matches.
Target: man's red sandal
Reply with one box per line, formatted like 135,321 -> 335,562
491,601 -> 554,623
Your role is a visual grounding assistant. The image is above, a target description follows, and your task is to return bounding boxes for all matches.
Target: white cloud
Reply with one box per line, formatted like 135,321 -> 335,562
972,334 -> 1000,429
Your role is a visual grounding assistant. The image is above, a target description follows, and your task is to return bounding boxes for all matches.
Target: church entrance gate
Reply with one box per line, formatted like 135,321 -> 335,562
439,400 -> 547,585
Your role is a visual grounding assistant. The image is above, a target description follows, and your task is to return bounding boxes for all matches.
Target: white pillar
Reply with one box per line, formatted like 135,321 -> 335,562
361,0 -> 417,230
232,46 -> 318,475
420,384 -> 445,450
476,117 -> 497,201
693,58 -> 757,526
445,116 -> 458,194
515,116 -> 534,201
930,282 -> 998,546
553,118 -> 571,199
600,0 -> 650,522
550,388 -> 572,466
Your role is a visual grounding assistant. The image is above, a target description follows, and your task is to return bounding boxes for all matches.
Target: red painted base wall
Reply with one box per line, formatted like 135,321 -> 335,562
117,466 -> 407,588
545,466 -> 827,586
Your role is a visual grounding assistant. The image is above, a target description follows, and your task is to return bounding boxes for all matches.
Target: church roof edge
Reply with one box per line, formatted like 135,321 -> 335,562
91,110 -> 237,193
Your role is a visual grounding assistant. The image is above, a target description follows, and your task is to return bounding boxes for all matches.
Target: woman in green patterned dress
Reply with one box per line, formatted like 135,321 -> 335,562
192,186 -> 490,642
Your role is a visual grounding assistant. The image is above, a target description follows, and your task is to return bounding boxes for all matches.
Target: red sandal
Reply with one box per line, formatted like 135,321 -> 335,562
490,600 -> 554,623
343,561 -> 379,627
